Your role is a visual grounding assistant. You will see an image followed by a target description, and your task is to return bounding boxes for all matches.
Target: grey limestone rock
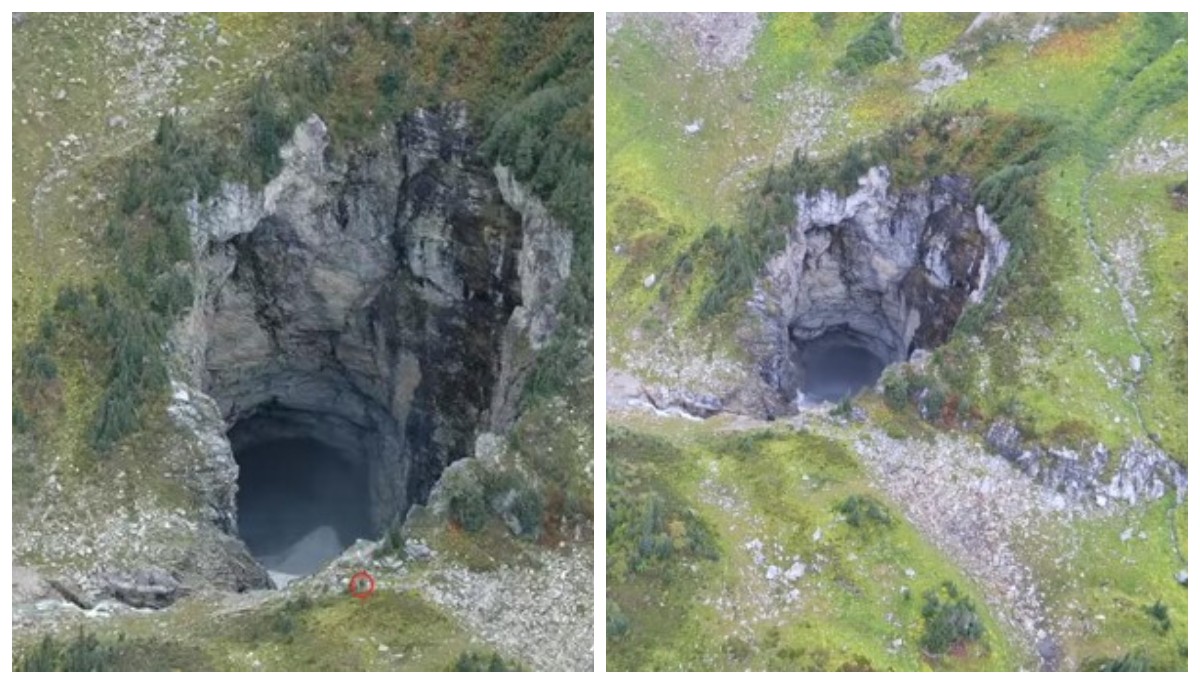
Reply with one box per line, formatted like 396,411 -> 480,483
175,105 -> 571,532
748,166 -> 1007,404
986,419 -> 1187,506
99,567 -> 187,609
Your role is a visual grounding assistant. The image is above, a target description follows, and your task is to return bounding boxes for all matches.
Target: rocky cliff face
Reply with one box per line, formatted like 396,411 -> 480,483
747,166 -> 1007,409
162,104 -> 571,588
985,419 -> 1187,507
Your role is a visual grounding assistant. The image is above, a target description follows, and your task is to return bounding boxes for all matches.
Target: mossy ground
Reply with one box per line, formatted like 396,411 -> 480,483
606,416 -> 1020,671
1023,497 -> 1188,671
11,586 -> 494,672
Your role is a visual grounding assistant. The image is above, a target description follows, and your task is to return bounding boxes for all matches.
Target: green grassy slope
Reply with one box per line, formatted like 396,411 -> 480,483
607,418 -> 1020,671
13,588 -> 516,672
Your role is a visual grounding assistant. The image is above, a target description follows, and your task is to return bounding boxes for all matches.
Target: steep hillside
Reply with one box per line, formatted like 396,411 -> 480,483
12,12 -> 593,671
606,12 -> 1186,672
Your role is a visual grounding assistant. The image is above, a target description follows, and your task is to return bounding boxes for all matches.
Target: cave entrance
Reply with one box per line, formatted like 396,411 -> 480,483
791,328 -> 891,404
232,431 -> 370,587
757,169 -> 1011,415
222,390 -> 406,589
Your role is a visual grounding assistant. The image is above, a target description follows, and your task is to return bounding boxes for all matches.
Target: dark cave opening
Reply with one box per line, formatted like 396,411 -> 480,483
233,435 -> 370,575
225,396 -> 402,587
792,329 -> 888,403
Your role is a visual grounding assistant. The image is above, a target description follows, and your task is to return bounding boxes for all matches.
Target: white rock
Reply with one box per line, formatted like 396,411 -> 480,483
643,273 -> 656,288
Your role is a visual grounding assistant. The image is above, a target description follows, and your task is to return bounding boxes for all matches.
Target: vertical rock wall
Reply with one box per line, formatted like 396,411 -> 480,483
169,104 -> 572,571
748,167 -> 1007,405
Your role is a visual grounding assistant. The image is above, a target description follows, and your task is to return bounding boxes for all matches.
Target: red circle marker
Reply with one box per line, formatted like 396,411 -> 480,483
348,570 -> 376,600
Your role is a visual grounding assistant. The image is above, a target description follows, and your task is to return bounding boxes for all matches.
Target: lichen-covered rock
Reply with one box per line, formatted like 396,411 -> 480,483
915,54 -> 968,93
986,419 -> 1187,506
98,567 -> 187,609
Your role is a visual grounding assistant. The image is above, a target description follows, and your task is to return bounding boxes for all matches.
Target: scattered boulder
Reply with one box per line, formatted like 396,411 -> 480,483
474,432 -> 505,466
645,385 -> 723,418
404,539 -> 433,561
915,54 -> 967,93
100,567 -> 185,609
1036,635 -> 1062,671
985,420 -> 1023,459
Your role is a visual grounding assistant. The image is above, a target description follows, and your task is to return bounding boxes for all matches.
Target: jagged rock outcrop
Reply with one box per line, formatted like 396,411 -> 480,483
985,419 -> 1188,506
98,567 -> 187,609
747,166 -> 1007,410
488,165 -> 573,430
161,104 -> 572,588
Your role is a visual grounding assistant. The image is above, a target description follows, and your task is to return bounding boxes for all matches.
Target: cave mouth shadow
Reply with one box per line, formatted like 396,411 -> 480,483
792,329 -> 888,404
230,418 -> 373,582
